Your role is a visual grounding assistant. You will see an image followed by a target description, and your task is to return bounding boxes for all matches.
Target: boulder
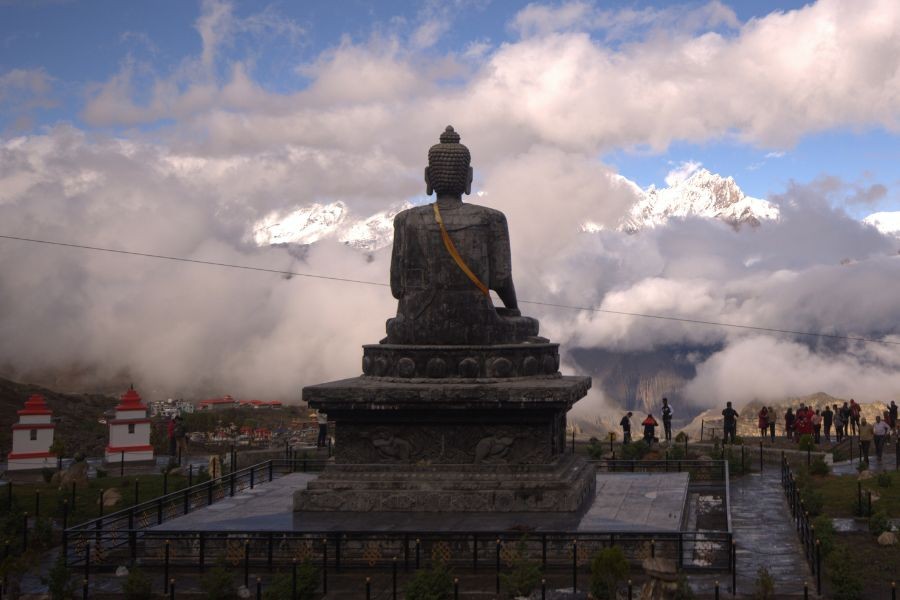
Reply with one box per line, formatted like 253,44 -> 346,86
858,470 -> 874,480
116,566 -> 129,577
877,531 -> 897,546
55,461 -> 89,489
100,488 -> 122,508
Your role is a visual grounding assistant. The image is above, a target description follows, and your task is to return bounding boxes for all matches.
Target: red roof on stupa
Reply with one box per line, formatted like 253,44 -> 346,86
18,393 -> 52,416
116,387 -> 147,411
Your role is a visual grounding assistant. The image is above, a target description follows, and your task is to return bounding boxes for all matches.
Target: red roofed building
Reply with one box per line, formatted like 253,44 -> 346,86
105,387 -> 154,463
198,395 -> 237,411
8,394 -> 57,471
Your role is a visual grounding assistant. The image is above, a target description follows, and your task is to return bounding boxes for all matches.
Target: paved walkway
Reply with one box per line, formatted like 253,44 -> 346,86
692,469 -> 814,597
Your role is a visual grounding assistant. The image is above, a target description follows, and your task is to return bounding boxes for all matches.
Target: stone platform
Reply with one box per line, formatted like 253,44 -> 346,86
294,373 -> 595,513
154,472 -> 688,533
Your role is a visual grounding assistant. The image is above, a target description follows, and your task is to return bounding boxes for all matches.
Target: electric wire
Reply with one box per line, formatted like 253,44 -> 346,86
2,233 -> 898,347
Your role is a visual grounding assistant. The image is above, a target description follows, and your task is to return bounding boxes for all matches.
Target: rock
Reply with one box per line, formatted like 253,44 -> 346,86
877,531 -> 897,546
858,470 -> 874,480
237,585 -> 251,598
57,461 -> 89,489
116,566 -> 129,577
100,488 -> 122,508
642,557 -> 679,582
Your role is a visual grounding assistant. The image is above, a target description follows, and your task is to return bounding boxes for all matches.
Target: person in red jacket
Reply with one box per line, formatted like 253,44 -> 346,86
642,414 -> 659,445
758,407 -> 769,439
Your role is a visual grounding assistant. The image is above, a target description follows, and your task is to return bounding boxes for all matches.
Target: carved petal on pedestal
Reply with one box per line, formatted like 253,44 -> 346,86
522,356 -> 539,376
458,357 -> 479,378
490,357 -> 512,378
397,357 -> 416,378
426,357 -> 447,378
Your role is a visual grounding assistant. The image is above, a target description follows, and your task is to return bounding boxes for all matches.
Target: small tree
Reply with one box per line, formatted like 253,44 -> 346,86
590,547 -> 629,600
262,562 -> 319,600
46,553 -> 77,600
200,561 -> 239,600
404,564 -> 453,600
122,567 -> 155,600
499,538 -> 542,598
753,566 -> 774,600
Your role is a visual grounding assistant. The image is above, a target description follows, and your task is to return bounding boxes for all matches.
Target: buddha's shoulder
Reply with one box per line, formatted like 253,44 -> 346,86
394,202 -> 507,223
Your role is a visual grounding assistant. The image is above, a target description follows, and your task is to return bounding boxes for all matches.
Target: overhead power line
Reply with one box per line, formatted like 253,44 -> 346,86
2,233 -> 898,347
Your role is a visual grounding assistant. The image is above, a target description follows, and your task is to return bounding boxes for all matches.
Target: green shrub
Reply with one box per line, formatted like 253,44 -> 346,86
855,461 -> 867,473
732,435 -> 744,445
200,562 -> 239,600
46,552 -> 77,600
590,547 -> 629,600
121,568 -> 154,600
809,457 -> 830,476
798,434 -> 815,451
800,488 -> 824,517
876,472 -> 892,488
195,467 -> 212,485
868,511 -> 890,536
404,564 -> 453,600
674,431 -> 689,443
812,515 -> 836,558
499,538 -> 542,598
587,440 -> 606,460
96,468 -> 108,479
753,566 -> 774,600
667,444 -> 686,461
41,468 -> 55,483
32,516 -> 55,550
673,572 -> 695,599
262,562 -> 319,600
825,547 -> 864,600
621,441 -> 650,461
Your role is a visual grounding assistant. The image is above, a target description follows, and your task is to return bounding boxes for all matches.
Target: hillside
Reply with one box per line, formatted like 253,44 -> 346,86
0,376 -> 114,460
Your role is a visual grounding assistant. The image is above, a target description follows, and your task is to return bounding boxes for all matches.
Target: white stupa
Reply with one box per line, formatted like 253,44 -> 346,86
7,394 -> 57,471
105,387 -> 154,463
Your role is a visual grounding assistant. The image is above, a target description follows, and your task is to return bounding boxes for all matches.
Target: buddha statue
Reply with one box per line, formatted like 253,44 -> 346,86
385,126 -> 540,345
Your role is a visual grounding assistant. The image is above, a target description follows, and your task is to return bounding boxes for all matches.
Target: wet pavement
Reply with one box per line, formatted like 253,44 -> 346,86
152,472 -> 690,533
692,470 -> 814,597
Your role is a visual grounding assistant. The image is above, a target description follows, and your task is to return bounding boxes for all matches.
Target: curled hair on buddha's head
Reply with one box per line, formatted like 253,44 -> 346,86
426,125 -> 471,196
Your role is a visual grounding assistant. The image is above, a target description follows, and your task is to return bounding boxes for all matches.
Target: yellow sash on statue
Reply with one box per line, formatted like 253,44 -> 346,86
432,202 -> 490,297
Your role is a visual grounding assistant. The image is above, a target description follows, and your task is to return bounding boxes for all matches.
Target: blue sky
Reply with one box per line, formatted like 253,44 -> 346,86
1,0 -> 898,219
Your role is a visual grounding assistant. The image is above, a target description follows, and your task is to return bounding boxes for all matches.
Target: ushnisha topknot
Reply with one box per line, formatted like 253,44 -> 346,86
427,125 -> 470,196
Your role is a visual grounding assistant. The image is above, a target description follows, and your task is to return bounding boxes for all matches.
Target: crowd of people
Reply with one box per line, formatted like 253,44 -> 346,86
618,397 -> 899,463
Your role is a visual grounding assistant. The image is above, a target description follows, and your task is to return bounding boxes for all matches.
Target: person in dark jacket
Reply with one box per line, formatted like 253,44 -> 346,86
620,412 -> 633,444
822,405 -> 834,442
642,414 -> 659,445
785,408 -> 795,441
721,402 -> 739,444
889,401 -> 898,431
661,398 -> 673,442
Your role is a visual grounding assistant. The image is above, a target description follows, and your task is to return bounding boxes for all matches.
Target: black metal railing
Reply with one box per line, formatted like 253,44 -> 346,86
780,454 -> 822,597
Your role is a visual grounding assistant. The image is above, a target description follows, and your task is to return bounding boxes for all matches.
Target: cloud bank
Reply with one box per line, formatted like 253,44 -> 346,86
1,0 -> 900,411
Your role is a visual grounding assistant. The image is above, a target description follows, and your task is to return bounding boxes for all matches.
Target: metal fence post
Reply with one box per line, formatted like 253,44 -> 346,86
496,539 -> 501,594
572,539 -> 577,593
322,539 -> 328,594
731,541 -> 736,596
163,540 -> 170,593
816,539 -> 821,595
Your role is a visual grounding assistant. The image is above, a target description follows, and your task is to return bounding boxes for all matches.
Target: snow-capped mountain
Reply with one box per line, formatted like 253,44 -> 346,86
251,169 -> 782,250
252,201 -> 412,250
619,168 -> 780,233
863,211 -> 900,237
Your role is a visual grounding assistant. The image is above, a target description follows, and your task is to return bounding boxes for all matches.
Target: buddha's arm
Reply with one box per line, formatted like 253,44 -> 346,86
489,212 -> 520,311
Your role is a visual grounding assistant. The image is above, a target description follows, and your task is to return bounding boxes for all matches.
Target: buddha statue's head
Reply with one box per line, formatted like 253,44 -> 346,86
425,125 -> 473,197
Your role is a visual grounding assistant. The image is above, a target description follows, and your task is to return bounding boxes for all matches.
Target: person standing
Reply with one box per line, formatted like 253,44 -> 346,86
840,402 -> 851,437
167,416 -> 176,457
833,406 -> 844,443
859,417 -> 874,463
889,401 -> 898,432
642,413 -> 659,445
785,408 -> 795,442
758,407 -> 769,439
722,402 -> 739,444
620,411 -> 633,444
767,407 -> 777,442
822,405 -> 834,443
811,409 -> 822,444
661,398 -> 673,442
174,415 -> 188,463
316,410 -> 329,448
873,415 -> 890,460
849,400 -> 861,436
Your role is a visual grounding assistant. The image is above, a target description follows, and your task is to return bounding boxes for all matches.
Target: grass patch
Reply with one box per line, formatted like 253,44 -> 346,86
807,470 -> 900,518
4,472 -> 189,526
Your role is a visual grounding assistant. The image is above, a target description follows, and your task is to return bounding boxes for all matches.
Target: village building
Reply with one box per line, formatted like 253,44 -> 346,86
7,394 -> 57,471
105,387 -> 154,463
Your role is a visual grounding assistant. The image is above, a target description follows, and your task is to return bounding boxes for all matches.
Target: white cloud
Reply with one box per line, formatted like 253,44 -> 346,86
664,160 -> 703,186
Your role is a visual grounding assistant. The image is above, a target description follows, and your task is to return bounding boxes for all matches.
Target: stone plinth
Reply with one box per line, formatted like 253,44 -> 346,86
293,365 -> 595,512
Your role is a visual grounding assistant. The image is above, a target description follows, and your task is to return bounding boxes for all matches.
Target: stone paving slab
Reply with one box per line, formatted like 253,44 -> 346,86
153,472 -> 690,533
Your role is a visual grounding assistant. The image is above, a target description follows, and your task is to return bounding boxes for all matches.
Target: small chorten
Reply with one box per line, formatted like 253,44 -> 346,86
7,394 -> 57,471
105,386 -> 154,464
